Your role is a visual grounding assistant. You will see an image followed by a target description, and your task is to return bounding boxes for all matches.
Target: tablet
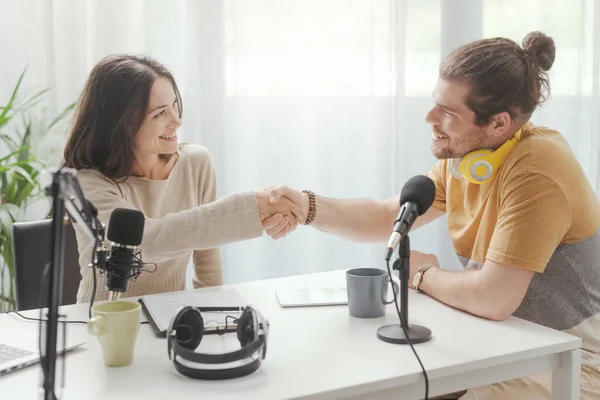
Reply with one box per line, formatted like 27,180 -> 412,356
276,288 -> 348,308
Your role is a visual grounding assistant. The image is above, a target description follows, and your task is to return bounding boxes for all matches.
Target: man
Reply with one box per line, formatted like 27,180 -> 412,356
265,31 -> 600,399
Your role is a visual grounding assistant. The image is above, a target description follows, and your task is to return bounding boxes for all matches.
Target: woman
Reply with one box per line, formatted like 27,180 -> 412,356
62,54 -> 302,303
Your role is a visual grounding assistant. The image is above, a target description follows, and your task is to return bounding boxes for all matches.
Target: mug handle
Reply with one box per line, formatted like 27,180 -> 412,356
383,278 -> 400,305
88,315 -> 104,336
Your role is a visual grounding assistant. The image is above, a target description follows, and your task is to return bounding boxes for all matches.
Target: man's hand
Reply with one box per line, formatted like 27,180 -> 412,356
408,250 -> 440,289
261,185 -> 310,240
254,187 -> 306,239
269,185 -> 310,219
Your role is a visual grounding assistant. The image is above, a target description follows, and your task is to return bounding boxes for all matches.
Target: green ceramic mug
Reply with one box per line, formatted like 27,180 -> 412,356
88,300 -> 141,367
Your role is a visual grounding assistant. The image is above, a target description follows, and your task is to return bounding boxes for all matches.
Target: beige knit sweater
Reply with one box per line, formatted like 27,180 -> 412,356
73,144 -> 263,303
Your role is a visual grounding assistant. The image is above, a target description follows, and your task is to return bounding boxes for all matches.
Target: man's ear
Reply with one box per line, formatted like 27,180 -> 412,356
490,112 -> 511,138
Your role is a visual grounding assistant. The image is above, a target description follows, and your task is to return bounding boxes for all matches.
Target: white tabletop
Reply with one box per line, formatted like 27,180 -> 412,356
0,269 -> 582,400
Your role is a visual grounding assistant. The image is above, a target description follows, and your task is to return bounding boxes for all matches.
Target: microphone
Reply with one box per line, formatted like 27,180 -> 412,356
386,175 -> 436,261
100,208 -> 145,301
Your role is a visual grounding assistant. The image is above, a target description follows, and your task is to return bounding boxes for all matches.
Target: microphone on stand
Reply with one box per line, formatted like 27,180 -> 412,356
378,175 -> 436,399
378,175 -> 436,345
386,175 -> 436,261
96,208 -> 146,301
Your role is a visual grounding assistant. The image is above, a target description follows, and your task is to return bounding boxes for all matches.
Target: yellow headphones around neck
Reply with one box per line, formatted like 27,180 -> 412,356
451,127 -> 523,185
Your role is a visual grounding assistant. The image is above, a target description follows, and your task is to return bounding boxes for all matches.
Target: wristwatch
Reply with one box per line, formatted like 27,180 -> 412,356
412,265 -> 435,291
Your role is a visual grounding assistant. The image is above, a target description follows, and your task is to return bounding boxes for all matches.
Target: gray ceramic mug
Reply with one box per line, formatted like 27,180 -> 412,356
346,267 -> 399,318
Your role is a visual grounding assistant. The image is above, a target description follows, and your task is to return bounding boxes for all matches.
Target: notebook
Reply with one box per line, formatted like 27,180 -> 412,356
276,288 -> 348,308
139,287 -> 247,337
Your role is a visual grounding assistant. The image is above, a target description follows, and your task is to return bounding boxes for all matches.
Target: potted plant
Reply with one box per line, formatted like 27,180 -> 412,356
0,69 -> 74,311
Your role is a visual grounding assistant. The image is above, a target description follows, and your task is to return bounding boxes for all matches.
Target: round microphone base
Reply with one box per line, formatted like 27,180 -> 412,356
376,323 -> 432,345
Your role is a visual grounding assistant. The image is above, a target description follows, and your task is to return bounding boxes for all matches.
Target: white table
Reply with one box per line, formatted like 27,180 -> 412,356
0,269 -> 581,400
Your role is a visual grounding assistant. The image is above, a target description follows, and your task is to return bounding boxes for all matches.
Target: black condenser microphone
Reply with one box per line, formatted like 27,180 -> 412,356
104,208 -> 145,299
386,175 -> 436,260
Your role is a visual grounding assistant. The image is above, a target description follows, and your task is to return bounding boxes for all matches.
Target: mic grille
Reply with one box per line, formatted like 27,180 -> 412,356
107,208 -> 145,246
399,175 -> 436,215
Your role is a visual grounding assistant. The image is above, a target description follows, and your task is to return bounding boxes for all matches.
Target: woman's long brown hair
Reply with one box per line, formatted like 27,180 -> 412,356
62,54 -> 183,181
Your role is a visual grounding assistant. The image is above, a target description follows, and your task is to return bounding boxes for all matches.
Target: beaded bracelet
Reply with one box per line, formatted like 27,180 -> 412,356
302,190 -> 316,225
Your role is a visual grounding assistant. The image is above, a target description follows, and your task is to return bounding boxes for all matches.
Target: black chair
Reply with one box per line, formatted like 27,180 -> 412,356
12,219 -> 81,311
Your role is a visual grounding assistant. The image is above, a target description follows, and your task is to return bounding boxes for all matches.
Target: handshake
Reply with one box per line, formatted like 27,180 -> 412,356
253,185 -> 310,239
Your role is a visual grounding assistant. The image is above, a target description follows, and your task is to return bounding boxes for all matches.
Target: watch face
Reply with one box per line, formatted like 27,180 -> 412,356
412,272 -> 420,287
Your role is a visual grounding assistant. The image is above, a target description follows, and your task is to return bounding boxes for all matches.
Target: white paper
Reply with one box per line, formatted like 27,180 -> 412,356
141,288 -> 246,333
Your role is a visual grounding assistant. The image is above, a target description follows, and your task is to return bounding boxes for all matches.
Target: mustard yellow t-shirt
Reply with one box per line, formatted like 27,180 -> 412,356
427,121 -> 600,364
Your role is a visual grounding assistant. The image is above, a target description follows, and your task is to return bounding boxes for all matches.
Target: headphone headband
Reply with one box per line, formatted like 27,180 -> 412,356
514,127 -> 523,140
172,354 -> 263,380
171,333 -> 265,364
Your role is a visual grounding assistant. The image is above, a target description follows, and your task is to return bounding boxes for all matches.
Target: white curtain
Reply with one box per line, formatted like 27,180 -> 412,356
1,0 -> 598,287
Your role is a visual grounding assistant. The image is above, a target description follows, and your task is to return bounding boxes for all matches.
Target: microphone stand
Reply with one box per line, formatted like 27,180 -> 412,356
42,168 -> 104,400
377,235 -> 432,344
43,174 -> 64,400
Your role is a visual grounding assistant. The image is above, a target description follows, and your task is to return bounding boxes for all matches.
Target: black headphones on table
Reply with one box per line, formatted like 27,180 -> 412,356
166,305 -> 269,380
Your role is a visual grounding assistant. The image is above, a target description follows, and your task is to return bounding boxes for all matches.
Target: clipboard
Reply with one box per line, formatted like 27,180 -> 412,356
139,288 -> 247,337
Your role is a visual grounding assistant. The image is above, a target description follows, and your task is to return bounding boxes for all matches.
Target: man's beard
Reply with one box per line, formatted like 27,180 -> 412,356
431,126 -> 487,160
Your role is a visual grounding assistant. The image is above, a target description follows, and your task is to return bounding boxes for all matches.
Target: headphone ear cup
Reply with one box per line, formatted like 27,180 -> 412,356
455,131 -> 522,185
175,307 -> 204,350
449,158 -> 465,181
460,149 -> 495,184
236,307 -> 255,347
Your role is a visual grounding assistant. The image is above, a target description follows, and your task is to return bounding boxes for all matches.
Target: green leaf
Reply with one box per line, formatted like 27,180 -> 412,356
15,167 -> 41,205
5,159 -> 38,169
0,147 -> 27,164
1,173 -> 7,196
0,68 -> 26,127
0,133 -> 19,152
10,165 -> 36,187
14,88 -> 50,114
17,121 -> 31,162
0,162 -> 42,207
0,204 -> 21,233
5,178 -> 18,206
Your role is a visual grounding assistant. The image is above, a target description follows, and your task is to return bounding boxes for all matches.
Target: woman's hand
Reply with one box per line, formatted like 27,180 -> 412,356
254,187 -> 306,239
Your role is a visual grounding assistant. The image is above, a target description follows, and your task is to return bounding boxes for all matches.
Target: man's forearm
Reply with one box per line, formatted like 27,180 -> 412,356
419,267 -> 504,320
310,195 -> 395,243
